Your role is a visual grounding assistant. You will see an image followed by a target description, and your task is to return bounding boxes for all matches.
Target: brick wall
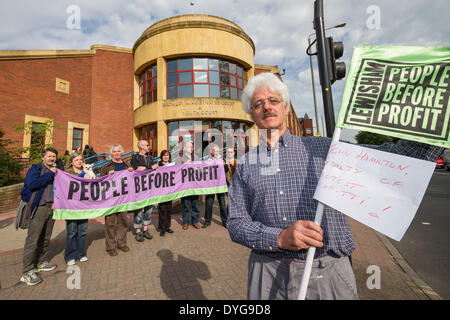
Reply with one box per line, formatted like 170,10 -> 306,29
0,183 -> 23,214
90,50 -> 134,154
0,57 -> 93,155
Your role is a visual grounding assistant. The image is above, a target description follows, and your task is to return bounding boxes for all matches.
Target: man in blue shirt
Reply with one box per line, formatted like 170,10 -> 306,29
227,72 -> 443,300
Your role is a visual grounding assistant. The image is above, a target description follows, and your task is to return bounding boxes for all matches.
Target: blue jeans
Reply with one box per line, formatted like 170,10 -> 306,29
205,193 -> 227,225
64,219 -> 88,262
181,196 -> 199,225
134,205 -> 153,229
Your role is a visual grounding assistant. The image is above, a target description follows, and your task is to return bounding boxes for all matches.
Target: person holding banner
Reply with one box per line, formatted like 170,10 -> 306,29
227,72 -> 442,300
224,147 -> 237,219
64,151 -> 92,265
100,144 -> 133,257
203,144 -> 228,229
157,150 -> 175,237
130,140 -> 158,242
176,141 -> 201,230
20,147 -> 58,286
224,147 -> 237,185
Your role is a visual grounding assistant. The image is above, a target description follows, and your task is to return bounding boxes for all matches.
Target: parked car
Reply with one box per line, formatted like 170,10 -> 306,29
435,149 -> 450,170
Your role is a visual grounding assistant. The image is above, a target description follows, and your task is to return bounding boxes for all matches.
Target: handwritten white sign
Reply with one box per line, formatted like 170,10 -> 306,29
313,142 -> 435,241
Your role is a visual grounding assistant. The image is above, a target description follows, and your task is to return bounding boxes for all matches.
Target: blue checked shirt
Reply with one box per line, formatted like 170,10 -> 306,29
227,129 -> 443,260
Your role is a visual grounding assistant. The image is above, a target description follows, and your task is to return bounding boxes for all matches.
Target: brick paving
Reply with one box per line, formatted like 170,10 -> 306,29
0,199 -> 440,300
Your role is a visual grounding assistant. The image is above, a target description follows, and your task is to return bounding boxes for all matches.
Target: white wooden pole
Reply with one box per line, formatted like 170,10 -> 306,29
298,127 -> 342,300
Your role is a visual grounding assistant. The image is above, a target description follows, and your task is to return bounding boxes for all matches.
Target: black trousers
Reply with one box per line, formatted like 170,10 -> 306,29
158,201 -> 172,231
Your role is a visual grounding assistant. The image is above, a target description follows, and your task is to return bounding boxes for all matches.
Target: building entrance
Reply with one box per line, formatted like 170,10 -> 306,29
168,119 -> 250,161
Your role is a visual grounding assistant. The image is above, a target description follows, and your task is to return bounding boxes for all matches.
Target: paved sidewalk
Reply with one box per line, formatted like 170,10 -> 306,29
0,199 -> 441,300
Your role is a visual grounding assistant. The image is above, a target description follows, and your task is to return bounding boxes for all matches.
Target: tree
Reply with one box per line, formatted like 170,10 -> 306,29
13,120 -> 65,163
355,131 -> 399,145
0,128 -> 22,187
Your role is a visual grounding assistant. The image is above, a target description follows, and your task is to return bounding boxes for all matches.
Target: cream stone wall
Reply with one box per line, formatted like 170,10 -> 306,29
134,98 -> 252,127
133,15 -> 255,74
133,14 -> 258,154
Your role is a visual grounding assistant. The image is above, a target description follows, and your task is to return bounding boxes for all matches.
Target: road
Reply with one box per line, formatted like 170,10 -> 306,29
390,169 -> 450,299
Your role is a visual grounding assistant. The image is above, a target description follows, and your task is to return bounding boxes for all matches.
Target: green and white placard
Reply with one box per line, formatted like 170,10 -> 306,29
337,45 -> 450,148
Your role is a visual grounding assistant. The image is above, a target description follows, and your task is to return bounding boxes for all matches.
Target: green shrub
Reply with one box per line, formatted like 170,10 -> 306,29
0,129 -> 23,187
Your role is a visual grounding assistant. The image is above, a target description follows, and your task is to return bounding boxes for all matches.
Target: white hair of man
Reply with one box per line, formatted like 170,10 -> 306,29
110,144 -> 124,154
241,72 -> 290,115
137,140 -> 148,149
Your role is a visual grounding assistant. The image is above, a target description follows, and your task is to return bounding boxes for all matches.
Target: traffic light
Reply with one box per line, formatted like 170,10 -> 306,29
325,36 -> 346,83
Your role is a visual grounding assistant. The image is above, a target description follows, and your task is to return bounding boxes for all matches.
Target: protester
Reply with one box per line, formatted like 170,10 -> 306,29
55,157 -> 65,170
82,145 -> 90,158
224,147 -> 237,186
89,145 -> 96,156
224,147 -> 237,218
227,72 -> 443,300
20,147 -> 58,286
175,141 -> 200,230
203,144 -> 227,228
130,140 -> 158,242
100,144 -> 133,256
157,150 -> 175,237
83,145 -> 97,164
64,151 -> 93,265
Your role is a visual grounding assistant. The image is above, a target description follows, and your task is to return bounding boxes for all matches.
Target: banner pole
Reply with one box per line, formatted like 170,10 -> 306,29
298,127 -> 341,300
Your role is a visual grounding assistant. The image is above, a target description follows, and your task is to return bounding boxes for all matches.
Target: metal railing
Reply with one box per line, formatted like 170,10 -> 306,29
85,153 -> 109,165
14,147 -> 230,177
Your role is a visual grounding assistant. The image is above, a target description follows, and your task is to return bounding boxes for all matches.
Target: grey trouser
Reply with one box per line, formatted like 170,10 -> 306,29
247,251 -> 359,300
22,204 -> 55,274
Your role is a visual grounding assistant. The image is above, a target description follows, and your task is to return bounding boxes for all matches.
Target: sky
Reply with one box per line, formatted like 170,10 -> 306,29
1,0 -> 448,142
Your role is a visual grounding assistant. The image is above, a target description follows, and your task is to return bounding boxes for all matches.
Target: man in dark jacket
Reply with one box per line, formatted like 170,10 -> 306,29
175,141 -> 201,230
20,147 -> 58,286
83,145 -> 96,164
130,140 -> 158,242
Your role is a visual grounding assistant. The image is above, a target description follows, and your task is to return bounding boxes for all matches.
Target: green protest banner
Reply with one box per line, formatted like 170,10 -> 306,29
336,45 -> 450,148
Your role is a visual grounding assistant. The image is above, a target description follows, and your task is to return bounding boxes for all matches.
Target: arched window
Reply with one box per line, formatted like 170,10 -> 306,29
139,64 -> 157,106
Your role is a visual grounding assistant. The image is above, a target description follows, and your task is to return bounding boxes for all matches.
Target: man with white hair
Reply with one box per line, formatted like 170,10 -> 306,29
130,140 -> 158,242
100,144 -> 133,257
203,144 -> 227,228
227,72 -> 443,300
175,141 -> 201,230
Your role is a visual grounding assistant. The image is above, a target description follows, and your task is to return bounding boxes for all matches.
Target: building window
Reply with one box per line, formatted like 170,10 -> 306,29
30,122 -> 45,155
139,124 -> 157,157
72,128 -> 83,151
139,64 -> 157,106
166,57 -> 246,100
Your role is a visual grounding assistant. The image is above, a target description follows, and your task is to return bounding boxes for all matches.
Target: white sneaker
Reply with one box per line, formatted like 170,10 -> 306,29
80,256 -> 88,262
67,259 -> 76,266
